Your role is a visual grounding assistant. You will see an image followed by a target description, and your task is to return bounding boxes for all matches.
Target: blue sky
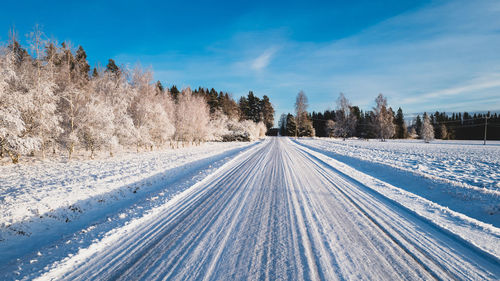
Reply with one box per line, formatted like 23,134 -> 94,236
1,0 -> 500,121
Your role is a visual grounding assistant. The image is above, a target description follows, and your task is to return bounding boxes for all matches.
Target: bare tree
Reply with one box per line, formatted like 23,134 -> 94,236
372,93 -> 395,141
294,91 -> 314,137
26,26 -> 61,157
333,93 -> 357,140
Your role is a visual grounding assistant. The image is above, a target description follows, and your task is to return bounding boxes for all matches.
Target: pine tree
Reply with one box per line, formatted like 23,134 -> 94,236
260,95 -> 275,130
105,59 -> 120,75
170,85 -> 180,101
278,113 -> 287,136
395,107 -> 407,139
75,46 -> 90,80
415,115 -> 422,138
285,114 -> 297,136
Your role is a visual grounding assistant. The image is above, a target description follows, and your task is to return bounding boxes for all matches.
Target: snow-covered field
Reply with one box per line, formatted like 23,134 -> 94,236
1,137 -> 499,280
0,141 -> 254,268
295,138 -> 500,227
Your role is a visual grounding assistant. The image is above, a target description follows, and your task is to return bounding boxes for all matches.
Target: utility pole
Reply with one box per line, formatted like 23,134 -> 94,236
484,115 -> 489,145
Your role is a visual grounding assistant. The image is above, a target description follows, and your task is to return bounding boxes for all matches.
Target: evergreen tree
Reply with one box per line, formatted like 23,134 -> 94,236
8,30 -> 30,67
415,115 -> 422,138
155,81 -> 164,95
75,46 -> 90,80
395,107 -> 407,139
285,114 -> 297,136
278,114 -> 287,136
170,85 -> 180,100
105,59 -> 120,75
260,95 -> 275,130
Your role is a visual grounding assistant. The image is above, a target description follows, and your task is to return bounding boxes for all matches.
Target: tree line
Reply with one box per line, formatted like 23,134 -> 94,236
279,91 -> 499,142
0,27 -> 274,163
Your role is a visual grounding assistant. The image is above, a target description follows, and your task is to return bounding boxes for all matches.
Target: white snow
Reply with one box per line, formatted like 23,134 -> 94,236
28,138 -> 499,281
0,141 -> 254,266
295,138 -> 500,226
1,137 -> 499,280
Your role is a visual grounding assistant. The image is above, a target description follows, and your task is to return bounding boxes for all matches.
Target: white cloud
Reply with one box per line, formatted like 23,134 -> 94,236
251,48 -> 277,71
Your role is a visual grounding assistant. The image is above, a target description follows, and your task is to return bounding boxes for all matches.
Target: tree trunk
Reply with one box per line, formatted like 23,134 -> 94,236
8,150 -> 19,164
68,142 -> 74,160
90,144 -> 95,159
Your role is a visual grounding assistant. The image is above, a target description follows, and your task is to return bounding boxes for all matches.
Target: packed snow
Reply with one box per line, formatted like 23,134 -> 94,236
1,137 -> 499,280
295,138 -> 500,226
0,141 -> 254,268
23,138 -> 500,280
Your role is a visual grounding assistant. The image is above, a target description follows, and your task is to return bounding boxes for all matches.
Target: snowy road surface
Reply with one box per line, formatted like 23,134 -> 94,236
31,138 -> 500,280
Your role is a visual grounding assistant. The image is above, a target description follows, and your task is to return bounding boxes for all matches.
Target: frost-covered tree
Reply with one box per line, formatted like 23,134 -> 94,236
438,124 -> 448,140
92,68 -> 137,153
53,41 -> 89,159
25,26 -> 61,157
130,67 -> 174,150
372,93 -> 395,141
325,120 -> 335,137
175,87 -> 210,145
208,110 -> 230,141
295,91 -> 314,137
0,46 -> 39,163
0,28 -> 276,163
78,95 -> 115,158
333,93 -> 357,139
421,112 -> 434,143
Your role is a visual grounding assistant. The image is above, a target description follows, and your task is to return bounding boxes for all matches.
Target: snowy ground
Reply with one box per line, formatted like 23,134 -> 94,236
1,137 -> 499,280
295,138 -> 500,227
0,141 -> 254,269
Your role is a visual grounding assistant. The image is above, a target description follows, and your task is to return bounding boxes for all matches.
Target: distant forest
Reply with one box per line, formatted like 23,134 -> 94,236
278,92 -> 499,141
310,110 -> 499,140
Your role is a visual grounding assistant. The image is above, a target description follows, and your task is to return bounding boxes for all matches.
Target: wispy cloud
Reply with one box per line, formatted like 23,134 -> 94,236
120,0 -> 500,119
251,47 -> 278,71
401,74 -> 500,105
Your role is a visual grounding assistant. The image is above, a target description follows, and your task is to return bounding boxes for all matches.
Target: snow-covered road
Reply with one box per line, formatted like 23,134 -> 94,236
34,137 -> 499,280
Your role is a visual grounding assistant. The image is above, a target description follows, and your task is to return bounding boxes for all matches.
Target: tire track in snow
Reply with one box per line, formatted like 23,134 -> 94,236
290,138 -> 499,280
35,138 -> 499,281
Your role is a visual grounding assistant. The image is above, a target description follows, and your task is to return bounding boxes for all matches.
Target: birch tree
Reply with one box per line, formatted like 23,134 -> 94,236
26,26 -> 61,157
372,93 -> 395,141
333,93 -> 357,139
